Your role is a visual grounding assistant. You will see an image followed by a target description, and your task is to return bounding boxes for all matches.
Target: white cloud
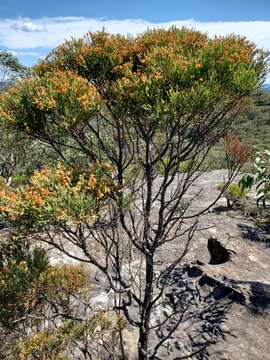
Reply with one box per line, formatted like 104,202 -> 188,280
7,50 -> 40,57
11,21 -> 46,32
0,17 -> 270,52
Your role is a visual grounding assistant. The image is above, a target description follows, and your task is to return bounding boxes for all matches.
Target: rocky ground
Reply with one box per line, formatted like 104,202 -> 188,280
2,170 -> 269,359
152,170 -> 270,360
44,170 -> 270,359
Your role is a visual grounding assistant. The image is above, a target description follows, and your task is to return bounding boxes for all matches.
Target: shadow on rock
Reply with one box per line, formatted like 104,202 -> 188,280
154,264 -> 270,359
238,223 -> 270,247
239,280 -> 270,314
154,264 -> 234,359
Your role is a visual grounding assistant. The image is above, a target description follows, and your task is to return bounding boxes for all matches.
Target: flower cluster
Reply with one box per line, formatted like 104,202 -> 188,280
0,163 -> 117,228
0,27 -> 264,143
137,27 -> 208,54
211,35 -> 255,65
0,70 -> 100,133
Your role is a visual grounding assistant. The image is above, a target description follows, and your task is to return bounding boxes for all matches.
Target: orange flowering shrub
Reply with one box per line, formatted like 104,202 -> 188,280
0,162 -> 116,229
40,264 -> 87,295
0,70 -> 100,134
211,35 -> 255,65
0,27 -> 265,139
0,260 -> 86,328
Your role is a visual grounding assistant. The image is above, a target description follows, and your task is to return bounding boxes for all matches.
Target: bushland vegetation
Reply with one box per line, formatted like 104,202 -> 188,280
0,28 -> 269,359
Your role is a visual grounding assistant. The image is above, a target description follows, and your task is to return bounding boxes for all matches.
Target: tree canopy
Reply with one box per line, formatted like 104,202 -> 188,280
1,28 -> 267,144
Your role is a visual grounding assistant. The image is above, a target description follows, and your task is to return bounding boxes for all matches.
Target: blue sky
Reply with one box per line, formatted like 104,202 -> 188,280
0,0 -> 270,81
1,0 -> 270,22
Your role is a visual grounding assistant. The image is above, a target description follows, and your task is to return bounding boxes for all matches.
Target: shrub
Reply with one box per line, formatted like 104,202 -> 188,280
0,234 -> 124,359
239,149 -> 270,208
0,235 -> 49,328
0,234 -> 89,330
218,182 -> 248,208
254,150 -> 270,207
223,131 -> 251,178
16,314 -> 126,360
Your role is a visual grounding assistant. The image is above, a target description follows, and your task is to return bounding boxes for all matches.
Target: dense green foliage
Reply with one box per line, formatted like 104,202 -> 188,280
0,236 -> 48,328
1,29 -> 266,144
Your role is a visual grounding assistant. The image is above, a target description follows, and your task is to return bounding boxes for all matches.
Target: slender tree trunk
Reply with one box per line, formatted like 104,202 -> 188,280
138,254 -> 154,360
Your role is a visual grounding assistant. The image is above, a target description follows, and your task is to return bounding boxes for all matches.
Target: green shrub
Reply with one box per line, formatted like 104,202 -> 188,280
0,235 -> 49,328
218,182 -> 248,208
254,150 -> 270,207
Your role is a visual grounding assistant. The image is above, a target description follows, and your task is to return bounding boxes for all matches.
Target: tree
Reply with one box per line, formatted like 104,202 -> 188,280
0,28 -> 268,359
0,51 -> 36,186
0,50 -> 26,90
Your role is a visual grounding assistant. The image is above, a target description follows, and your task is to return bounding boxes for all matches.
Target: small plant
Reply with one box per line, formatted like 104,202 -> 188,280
223,131 -> 251,178
218,182 -> 248,208
0,234 -> 125,359
254,150 -> 270,207
0,235 -> 49,328
239,150 -> 270,208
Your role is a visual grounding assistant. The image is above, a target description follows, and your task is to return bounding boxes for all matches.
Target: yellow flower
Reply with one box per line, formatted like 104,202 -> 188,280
87,174 -> 97,189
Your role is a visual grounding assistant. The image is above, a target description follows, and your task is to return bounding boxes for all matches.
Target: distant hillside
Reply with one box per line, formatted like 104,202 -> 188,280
205,89 -> 270,172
